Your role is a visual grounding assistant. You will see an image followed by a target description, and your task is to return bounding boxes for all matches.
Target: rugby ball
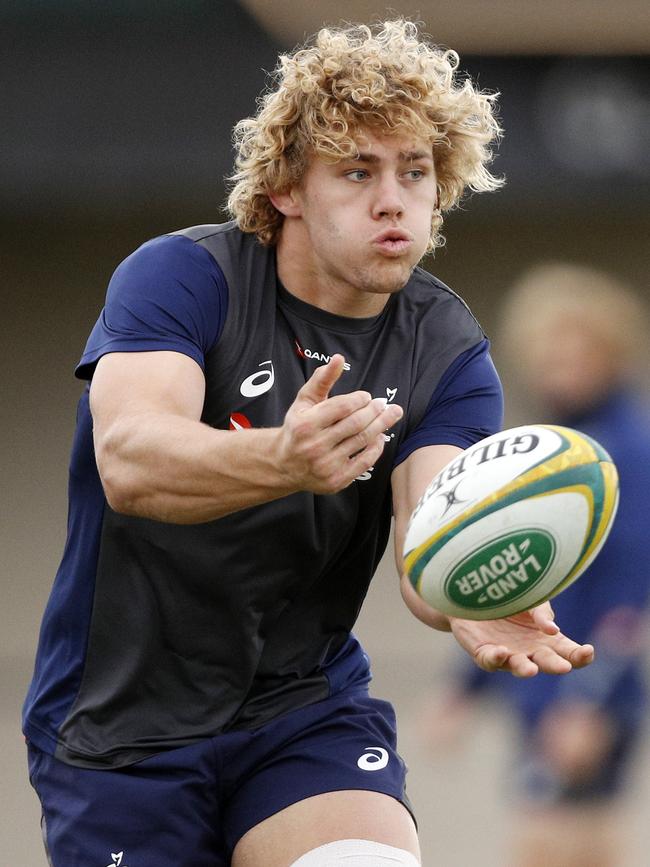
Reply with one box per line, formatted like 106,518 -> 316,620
403,425 -> 619,620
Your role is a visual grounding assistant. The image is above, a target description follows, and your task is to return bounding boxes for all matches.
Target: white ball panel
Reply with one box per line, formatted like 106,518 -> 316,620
417,492 -> 591,619
405,425 -> 565,551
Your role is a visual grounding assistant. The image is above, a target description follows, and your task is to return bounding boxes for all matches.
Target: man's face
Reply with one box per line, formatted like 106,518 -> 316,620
525,315 -> 619,416
286,129 -> 438,306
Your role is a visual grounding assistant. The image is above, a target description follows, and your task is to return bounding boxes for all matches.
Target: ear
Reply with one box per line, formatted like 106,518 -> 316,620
269,188 -> 302,218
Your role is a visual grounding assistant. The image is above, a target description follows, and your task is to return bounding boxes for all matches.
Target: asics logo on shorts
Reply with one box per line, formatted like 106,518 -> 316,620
357,746 -> 389,771
240,361 -> 275,398
105,853 -> 128,867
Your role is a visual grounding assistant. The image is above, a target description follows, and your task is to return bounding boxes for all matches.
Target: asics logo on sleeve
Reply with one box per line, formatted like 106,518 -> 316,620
357,747 -> 389,771
105,853 -> 127,867
240,361 -> 274,397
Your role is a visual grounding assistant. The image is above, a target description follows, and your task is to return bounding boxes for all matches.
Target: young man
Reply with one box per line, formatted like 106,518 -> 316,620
23,21 -> 594,867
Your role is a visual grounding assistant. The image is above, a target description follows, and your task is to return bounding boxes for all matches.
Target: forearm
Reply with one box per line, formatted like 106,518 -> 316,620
400,573 -> 452,631
392,449 -> 463,633
91,351 -> 401,524
97,411 -> 296,523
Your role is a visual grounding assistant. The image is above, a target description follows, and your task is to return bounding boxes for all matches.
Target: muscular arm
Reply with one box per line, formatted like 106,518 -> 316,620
90,350 -> 402,524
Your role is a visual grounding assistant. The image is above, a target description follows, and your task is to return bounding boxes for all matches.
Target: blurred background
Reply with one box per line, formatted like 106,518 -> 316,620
2,1 -> 649,863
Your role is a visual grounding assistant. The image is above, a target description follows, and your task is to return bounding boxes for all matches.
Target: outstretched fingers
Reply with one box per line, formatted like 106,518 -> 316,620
530,646 -> 572,675
290,398 -> 401,478
330,399 -> 403,456
565,641 -> 595,669
454,608 -> 596,680
474,644 -> 539,677
474,641 -> 581,677
308,392 -> 375,431
474,644 -> 511,673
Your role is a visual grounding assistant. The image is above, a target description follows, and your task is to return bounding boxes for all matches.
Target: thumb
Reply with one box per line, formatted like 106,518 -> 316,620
297,354 -> 347,407
531,601 -> 560,635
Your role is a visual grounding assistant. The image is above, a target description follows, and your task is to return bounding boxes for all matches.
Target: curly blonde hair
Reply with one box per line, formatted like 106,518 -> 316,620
227,19 -> 503,250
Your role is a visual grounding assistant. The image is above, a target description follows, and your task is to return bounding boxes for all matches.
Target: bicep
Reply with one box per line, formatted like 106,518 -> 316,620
90,350 -> 206,437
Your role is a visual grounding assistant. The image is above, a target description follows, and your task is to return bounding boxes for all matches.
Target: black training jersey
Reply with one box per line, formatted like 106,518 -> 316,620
23,223 -> 503,768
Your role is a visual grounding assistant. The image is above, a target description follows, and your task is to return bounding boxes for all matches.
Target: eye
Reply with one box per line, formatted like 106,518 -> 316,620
404,169 -> 425,180
345,169 -> 369,182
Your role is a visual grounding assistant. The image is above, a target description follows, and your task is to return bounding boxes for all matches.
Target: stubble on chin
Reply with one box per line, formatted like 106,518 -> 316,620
352,258 -> 416,295
321,218 -> 419,297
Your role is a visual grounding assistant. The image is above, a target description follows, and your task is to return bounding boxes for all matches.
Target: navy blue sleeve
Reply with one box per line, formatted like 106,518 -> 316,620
394,338 -> 504,466
76,234 -> 228,380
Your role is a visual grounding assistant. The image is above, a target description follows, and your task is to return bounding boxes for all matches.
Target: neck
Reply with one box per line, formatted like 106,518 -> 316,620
275,222 -> 391,318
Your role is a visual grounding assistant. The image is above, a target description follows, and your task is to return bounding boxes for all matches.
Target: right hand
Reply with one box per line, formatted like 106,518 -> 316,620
449,604 -> 594,678
278,354 -> 403,494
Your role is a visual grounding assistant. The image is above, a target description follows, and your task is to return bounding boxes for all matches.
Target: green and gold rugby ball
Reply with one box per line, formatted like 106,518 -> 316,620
403,425 -> 619,620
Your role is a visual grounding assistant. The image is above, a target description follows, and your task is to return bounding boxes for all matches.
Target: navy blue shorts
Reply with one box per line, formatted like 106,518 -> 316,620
27,688 -> 414,867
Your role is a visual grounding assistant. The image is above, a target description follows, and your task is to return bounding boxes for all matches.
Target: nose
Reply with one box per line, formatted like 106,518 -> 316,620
371,174 -> 404,220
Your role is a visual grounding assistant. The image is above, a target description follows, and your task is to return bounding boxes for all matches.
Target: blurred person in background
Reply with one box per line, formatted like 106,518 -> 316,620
419,262 -> 650,867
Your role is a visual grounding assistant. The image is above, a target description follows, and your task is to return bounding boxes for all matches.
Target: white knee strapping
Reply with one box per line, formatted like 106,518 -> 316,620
289,839 -> 421,866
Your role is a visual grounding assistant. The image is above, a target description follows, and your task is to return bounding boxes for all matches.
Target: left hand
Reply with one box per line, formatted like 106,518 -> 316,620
449,602 -> 595,677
